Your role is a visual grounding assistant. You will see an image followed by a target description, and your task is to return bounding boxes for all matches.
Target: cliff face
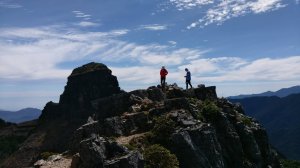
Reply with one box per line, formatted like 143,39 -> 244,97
70,84 -> 281,168
40,62 -> 121,120
230,94 -> 300,160
1,63 -> 282,168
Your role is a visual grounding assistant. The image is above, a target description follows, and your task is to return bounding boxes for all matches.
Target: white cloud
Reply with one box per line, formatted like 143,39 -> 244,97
76,14 -> 91,18
72,10 -> 93,22
187,22 -> 197,29
0,26 -> 130,80
168,0 -> 287,28
72,10 -> 98,27
250,0 -> 286,13
214,56 -> 300,82
0,26 -> 205,81
1,25 -> 299,92
296,0 -> 300,4
178,57 -> 248,77
169,0 -> 214,10
72,10 -> 91,18
138,24 -> 168,31
179,56 -> 300,84
111,66 -> 158,83
76,21 -> 100,27
168,40 -> 177,45
110,56 -> 300,90
0,1 -> 22,8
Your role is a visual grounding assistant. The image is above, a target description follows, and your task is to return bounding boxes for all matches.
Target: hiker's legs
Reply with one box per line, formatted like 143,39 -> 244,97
186,81 -> 188,90
186,80 -> 192,89
161,77 -> 166,87
189,81 -> 193,88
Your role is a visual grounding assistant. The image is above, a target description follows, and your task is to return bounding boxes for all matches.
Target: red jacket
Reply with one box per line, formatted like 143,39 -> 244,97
160,68 -> 168,77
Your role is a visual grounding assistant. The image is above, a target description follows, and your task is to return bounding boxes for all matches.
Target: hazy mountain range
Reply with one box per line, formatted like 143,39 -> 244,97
228,85 -> 300,99
0,108 -> 41,123
229,87 -> 300,160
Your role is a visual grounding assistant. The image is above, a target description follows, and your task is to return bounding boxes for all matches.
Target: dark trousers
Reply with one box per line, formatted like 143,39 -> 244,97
186,80 -> 192,89
161,76 -> 166,87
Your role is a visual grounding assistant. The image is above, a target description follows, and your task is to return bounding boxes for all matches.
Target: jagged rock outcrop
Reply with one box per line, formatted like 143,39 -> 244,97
78,134 -> 144,168
69,83 -> 281,168
1,63 -> 282,168
40,62 -> 121,120
1,62 -> 122,168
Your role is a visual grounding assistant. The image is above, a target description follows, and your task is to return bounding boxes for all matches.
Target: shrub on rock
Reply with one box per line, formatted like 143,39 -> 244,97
144,144 -> 179,168
201,100 -> 220,122
151,116 -> 176,145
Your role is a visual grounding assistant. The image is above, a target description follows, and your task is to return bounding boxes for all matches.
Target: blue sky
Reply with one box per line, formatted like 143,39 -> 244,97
0,0 -> 299,110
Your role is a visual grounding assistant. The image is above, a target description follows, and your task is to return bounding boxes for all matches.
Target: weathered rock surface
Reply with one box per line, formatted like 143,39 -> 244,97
34,154 -> 72,168
69,83 -> 281,168
78,134 -> 144,168
40,62 -> 121,120
1,63 -> 282,168
171,124 -> 224,168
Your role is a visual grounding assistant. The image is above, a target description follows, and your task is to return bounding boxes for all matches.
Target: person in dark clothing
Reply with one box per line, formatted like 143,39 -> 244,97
160,66 -> 168,87
185,68 -> 192,90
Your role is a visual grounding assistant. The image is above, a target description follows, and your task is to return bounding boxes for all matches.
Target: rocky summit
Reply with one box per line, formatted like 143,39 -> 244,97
1,62 -> 282,168
40,62 -> 121,120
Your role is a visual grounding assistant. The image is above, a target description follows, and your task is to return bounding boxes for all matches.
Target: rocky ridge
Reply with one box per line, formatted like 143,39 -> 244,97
1,62 -> 282,168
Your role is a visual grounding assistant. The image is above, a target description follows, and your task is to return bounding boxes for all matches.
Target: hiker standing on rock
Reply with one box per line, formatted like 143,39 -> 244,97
160,66 -> 168,88
185,68 -> 193,90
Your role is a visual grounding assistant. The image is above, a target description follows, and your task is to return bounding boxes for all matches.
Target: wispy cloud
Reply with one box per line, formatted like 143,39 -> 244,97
1,25 -> 299,90
110,55 -> 300,90
177,56 -> 300,84
0,1 -> 22,8
138,24 -> 168,31
169,0 -> 213,10
98,43 -> 206,65
76,21 -> 100,27
0,26 -> 204,81
0,26 -> 130,80
72,10 -> 91,20
213,56 -> 300,82
72,10 -> 100,27
168,0 -> 287,28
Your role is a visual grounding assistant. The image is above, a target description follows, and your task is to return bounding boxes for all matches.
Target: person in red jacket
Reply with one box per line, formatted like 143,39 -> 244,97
160,66 -> 168,87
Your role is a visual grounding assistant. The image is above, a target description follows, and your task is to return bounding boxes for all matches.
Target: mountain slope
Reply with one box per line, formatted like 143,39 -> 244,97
0,108 -> 41,123
229,94 -> 300,160
1,62 -> 282,168
228,85 -> 300,99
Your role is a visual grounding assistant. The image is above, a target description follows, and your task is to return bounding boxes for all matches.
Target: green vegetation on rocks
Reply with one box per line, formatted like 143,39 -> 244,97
0,136 -> 26,163
151,115 -> 176,145
144,144 -> 179,168
281,159 -> 300,168
201,100 -> 220,121
240,116 -> 252,126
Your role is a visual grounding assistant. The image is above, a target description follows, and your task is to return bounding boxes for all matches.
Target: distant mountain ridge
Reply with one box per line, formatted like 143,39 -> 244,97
228,85 -> 300,99
229,93 -> 300,160
0,108 -> 41,123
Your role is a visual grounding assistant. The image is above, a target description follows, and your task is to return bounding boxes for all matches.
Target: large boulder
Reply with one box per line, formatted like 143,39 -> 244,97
59,62 -> 121,118
79,135 -> 107,167
171,124 -> 224,168
78,134 -> 144,168
92,93 -> 132,120
40,62 -> 121,120
194,85 -> 217,101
